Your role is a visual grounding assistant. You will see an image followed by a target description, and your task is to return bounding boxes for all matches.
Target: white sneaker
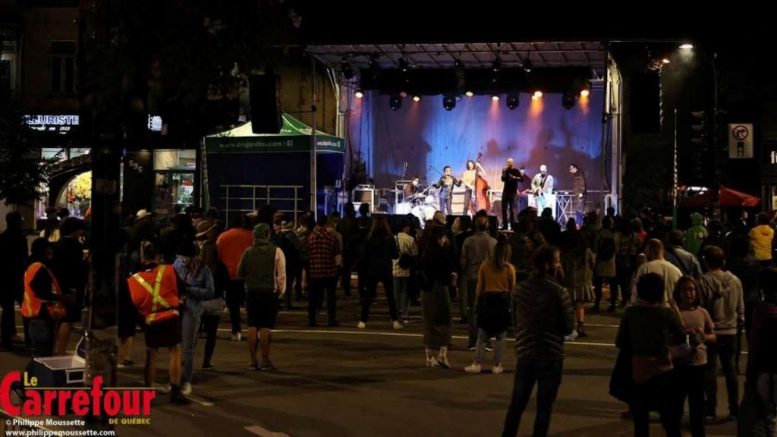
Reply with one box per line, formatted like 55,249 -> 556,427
357,321 -> 366,329
392,320 -> 403,330
564,331 -> 579,342
492,364 -> 504,374
155,384 -> 171,394
231,332 -> 242,341
464,363 -> 482,373
181,382 -> 192,395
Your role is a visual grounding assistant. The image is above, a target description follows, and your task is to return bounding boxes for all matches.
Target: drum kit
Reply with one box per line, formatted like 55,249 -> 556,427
391,187 -> 438,224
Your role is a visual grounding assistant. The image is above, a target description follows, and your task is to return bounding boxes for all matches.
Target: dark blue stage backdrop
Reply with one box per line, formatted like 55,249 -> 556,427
347,90 -> 605,192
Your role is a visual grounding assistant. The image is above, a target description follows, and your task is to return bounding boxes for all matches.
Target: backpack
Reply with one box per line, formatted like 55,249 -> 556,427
597,234 -> 616,262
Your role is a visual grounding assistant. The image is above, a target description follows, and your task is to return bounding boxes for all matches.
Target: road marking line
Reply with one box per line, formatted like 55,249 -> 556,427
186,394 -> 215,407
245,424 -> 290,437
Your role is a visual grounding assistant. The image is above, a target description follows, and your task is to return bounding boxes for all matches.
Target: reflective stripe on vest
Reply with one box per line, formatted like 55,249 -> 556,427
131,265 -> 178,324
22,262 -> 66,320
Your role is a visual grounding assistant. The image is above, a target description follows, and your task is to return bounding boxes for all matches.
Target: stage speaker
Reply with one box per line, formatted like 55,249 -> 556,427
249,74 -> 282,134
629,71 -> 660,134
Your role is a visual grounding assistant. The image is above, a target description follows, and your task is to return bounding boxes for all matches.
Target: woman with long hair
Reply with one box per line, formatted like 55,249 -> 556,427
421,227 -> 456,368
560,218 -> 595,338
671,276 -> 715,437
465,234 -> 514,374
359,213 -> 401,329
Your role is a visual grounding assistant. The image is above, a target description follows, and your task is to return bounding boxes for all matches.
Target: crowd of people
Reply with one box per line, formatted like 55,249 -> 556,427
3,202 -> 777,435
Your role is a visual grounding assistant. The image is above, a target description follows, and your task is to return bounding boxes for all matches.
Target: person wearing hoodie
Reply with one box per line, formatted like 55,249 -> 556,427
237,223 -> 286,371
749,213 -> 775,268
683,213 -> 708,257
665,230 -> 703,279
698,245 -> 744,422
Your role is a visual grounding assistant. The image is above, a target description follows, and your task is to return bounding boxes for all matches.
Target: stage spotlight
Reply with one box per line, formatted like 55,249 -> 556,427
579,81 -> 591,97
465,91 -> 474,98
491,95 -> 500,102
662,58 -> 671,64
506,94 -> 519,110
522,58 -> 533,73
399,91 -> 408,98
341,57 -> 354,80
355,88 -> 364,99
679,43 -> 694,50
443,94 -> 456,111
562,92 -> 576,109
412,95 -> 421,102
492,56 -> 501,72
532,90 -> 543,100
389,93 -> 402,110
398,57 -> 410,73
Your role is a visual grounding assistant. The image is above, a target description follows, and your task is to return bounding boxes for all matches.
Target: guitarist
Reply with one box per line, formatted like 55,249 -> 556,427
501,158 -> 522,230
530,164 -> 555,214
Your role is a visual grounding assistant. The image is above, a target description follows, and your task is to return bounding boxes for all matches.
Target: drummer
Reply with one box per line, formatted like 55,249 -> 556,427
403,176 -> 421,200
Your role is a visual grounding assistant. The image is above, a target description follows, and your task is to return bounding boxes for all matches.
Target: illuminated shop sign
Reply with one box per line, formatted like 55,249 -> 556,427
24,114 -> 79,134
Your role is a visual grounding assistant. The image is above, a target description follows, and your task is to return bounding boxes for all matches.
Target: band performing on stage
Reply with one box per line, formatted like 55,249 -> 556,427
379,158 -> 587,230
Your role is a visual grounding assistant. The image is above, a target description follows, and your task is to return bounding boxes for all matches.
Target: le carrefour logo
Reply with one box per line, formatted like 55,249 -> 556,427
1,371 -> 155,420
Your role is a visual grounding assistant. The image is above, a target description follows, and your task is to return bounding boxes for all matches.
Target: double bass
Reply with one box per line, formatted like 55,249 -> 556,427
474,152 -> 491,213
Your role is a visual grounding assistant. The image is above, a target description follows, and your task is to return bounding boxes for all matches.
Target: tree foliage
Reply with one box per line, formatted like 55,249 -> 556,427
80,0 -> 303,142
0,95 -> 58,206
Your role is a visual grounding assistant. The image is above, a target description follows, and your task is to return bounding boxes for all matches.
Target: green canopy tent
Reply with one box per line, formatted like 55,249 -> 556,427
204,113 -> 345,223
205,113 -> 344,154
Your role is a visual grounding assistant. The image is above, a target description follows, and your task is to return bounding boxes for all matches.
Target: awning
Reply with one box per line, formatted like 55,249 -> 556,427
205,113 -> 345,154
680,185 -> 760,208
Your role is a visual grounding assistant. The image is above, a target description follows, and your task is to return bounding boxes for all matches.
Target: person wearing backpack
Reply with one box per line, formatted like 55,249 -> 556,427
593,216 -> 619,313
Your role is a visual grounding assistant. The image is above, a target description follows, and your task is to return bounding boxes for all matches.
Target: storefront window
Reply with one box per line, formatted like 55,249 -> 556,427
153,149 -> 196,215
56,171 -> 92,218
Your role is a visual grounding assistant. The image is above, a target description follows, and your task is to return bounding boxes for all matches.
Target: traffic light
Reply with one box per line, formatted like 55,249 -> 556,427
689,110 -> 709,183
690,110 -> 706,145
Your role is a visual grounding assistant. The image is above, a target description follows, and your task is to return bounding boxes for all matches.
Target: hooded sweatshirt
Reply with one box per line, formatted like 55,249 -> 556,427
749,224 -> 775,261
698,269 -> 745,335
237,223 -> 287,294
683,213 -> 708,257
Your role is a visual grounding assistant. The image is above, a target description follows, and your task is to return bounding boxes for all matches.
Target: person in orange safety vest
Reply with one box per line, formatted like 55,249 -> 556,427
22,238 -> 68,357
127,241 -> 189,405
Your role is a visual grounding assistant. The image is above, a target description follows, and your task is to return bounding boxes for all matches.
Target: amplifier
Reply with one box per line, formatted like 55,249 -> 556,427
352,187 -> 375,204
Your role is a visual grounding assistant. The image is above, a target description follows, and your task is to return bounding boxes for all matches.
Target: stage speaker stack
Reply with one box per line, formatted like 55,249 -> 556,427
352,185 -> 375,214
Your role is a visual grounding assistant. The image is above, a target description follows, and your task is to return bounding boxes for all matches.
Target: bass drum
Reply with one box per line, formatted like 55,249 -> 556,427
412,204 -> 438,226
394,202 -> 412,215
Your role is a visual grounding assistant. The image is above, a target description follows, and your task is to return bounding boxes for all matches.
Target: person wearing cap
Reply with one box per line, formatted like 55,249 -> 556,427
237,223 -> 286,370
173,241 -> 214,395
216,214 -> 254,341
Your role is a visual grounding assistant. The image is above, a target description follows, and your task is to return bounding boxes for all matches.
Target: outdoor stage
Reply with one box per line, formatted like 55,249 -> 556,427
309,41 -> 622,222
